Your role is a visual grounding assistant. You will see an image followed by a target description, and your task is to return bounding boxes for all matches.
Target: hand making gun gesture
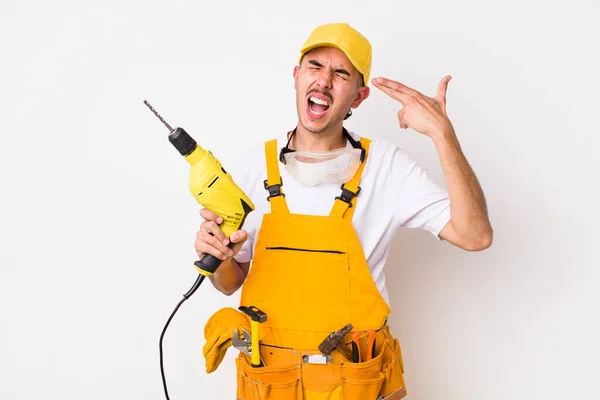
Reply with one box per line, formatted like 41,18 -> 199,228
372,75 -> 454,139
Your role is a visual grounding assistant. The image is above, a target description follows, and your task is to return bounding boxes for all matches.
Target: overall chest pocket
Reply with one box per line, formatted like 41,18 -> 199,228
258,244 -> 351,332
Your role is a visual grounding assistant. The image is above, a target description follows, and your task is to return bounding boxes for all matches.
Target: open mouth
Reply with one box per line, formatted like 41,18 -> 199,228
307,95 -> 331,117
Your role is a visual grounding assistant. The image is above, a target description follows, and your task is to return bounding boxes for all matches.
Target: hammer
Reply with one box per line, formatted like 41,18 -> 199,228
238,306 -> 267,367
318,324 -> 354,361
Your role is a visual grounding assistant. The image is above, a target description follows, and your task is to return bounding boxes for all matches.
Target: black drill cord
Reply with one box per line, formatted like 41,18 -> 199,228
159,274 -> 206,400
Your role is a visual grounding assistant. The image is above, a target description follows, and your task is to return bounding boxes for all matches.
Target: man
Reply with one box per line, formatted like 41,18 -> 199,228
199,23 -> 492,400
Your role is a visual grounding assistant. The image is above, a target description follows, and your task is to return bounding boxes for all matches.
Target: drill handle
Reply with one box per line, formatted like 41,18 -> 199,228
194,253 -> 225,277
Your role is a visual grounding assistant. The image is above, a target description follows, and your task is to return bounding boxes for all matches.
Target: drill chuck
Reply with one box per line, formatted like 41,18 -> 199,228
169,127 -> 198,157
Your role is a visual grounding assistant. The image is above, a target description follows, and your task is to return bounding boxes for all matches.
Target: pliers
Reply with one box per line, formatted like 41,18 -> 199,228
351,330 -> 377,362
365,330 -> 376,361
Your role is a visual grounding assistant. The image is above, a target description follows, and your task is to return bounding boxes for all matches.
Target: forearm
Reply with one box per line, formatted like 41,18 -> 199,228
433,126 -> 493,246
209,258 -> 246,296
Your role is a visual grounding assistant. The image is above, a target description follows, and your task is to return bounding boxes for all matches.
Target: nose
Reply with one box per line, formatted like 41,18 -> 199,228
315,68 -> 333,89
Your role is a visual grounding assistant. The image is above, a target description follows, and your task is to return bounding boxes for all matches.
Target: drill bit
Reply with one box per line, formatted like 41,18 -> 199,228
144,100 -> 174,133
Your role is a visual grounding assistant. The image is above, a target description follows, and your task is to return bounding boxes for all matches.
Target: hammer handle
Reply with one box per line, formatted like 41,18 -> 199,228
250,320 -> 261,367
336,344 -> 354,361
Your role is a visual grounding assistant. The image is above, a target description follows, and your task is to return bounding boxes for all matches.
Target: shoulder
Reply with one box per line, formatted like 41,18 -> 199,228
244,132 -> 289,162
347,130 -> 412,172
347,130 -> 401,156
227,136 -> 286,197
225,140 -> 266,189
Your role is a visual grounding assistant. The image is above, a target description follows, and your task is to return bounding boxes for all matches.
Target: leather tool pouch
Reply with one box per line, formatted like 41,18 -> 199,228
235,327 -> 406,400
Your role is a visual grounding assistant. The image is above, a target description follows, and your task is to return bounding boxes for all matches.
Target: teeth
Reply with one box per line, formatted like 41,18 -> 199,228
309,96 -> 329,106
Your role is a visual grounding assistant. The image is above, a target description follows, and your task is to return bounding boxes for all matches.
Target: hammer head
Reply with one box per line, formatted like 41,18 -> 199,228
318,324 -> 353,355
239,306 -> 267,323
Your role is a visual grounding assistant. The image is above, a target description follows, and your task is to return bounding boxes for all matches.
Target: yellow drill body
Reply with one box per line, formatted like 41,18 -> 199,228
185,146 -> 255,239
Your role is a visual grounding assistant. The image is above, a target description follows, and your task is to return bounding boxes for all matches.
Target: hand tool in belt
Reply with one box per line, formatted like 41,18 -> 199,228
318,323 -> 354,361
351,332 -> 362,363
232,328 -> 251,357
238,306 -> 267,367
365,329 -> 376,361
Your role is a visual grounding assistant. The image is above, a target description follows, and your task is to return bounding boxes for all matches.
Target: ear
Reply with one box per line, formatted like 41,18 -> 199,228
351,85 -> 370,109
293,65 -> 299,90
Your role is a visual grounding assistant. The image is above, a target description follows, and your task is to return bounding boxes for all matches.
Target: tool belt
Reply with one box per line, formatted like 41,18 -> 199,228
235,324 -> 407,400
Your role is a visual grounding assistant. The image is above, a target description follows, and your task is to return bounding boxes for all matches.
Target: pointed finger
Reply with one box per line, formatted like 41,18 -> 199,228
372,77 -> 419,96
372,79 -> 412,105
435,75 -> 452,103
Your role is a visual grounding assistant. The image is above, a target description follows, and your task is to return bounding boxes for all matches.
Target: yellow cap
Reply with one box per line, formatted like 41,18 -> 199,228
299,23 -> 372,86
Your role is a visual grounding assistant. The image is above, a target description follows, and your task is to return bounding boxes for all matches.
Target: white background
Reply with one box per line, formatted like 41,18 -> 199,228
1,0 -> 598,399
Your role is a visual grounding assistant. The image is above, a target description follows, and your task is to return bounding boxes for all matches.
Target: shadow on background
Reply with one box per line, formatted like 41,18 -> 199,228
383,227 -> 494,397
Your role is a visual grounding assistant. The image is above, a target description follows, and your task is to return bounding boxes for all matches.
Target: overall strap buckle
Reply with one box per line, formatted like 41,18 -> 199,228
264,178 -> 285,201
335,184 -> 361,208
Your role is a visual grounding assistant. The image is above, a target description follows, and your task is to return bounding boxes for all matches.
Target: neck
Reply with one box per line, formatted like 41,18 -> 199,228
289,123 -> 347,151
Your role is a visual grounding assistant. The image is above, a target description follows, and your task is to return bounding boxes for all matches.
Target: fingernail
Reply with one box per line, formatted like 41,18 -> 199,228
217,217 -> 223,224
223,239 -> 229,245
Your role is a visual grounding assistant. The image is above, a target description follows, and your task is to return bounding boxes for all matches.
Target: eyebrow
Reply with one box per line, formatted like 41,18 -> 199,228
308,59 -> 351,77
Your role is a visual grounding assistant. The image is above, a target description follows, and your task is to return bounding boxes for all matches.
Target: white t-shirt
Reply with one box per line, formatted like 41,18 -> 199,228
226,131 -> 451,305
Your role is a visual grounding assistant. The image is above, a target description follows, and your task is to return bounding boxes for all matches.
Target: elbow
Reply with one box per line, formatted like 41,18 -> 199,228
209,277 -> 242,297
468,228 -> 493,251
219,285 -> 242,297
217,286 -> 233,296
445,219 -> 494,251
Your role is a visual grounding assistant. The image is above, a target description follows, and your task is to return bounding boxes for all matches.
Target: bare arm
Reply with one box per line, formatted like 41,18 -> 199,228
209,258 -> 250,296
372,76 -> 493,251
433,127 -> 492,250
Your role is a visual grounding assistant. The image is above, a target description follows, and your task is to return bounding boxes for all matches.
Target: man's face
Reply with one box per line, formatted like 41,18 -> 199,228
293,47 -> 370,134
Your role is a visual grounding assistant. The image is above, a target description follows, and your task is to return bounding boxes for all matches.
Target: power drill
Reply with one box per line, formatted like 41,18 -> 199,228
143,100 -> 255,400
144,100 -> 255,277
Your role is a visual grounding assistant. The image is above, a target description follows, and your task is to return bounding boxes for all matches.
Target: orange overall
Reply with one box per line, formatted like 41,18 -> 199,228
236,138 -> 407,400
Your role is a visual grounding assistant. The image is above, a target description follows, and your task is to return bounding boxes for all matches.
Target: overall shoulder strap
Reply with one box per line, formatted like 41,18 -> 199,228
329,138 -> 372,220
264,139 -> 290,215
